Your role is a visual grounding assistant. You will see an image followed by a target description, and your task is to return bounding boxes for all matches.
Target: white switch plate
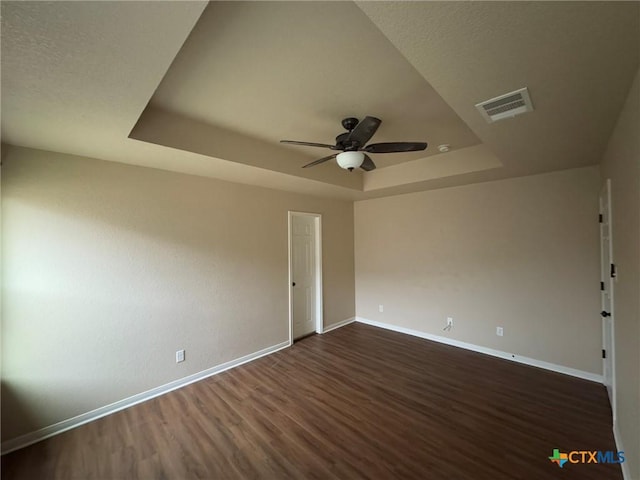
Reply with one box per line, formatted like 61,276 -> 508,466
379,304 -> 384,313
176,349 -> 185,363
496,327 -> 504,337
447,317 -> 453,326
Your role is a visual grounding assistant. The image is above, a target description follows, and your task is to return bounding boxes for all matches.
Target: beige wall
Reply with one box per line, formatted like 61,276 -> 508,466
601,68 -> 639,480
1,146 -> 355,442
355,166 -> 602,374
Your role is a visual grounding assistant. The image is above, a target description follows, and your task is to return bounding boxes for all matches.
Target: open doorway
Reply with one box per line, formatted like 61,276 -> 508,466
288,211 -> 323,343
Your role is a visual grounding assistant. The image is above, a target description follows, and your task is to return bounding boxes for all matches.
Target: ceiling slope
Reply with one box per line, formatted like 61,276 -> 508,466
1,2 -> 639,199
0,1 -> 358,198
356,1 -> 640,181
144,1 -> 480,170
1,1 -> 207,156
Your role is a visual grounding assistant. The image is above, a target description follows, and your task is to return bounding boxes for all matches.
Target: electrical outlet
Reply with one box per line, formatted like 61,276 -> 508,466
176,349 -> 185,363
379,304 -> 384,313
447,317 -> 453,327
496,327 -> 504,337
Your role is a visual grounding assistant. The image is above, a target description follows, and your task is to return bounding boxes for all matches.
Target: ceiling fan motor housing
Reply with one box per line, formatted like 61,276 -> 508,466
335,132 -> 359,151
341,117 -> 359,131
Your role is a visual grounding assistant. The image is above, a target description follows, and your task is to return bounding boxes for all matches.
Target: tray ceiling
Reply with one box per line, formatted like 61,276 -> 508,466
2,1 -> 639,199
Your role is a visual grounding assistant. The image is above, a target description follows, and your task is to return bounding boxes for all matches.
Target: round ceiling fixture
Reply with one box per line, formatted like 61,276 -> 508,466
336,151 -> 364,171
438,144 -> 451,153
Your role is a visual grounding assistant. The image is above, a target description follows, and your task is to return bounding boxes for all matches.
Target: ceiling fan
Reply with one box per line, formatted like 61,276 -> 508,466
280,116 -> 428,171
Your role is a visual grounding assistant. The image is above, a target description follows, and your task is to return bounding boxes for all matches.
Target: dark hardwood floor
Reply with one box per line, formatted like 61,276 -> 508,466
2,323 -> 621,479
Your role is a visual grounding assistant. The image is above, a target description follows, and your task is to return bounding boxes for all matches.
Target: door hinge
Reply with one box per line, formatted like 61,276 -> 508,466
610,263 -> 617,278
600,281 -> 605,291
599,213 -> 603,223
602,349 -> 606,359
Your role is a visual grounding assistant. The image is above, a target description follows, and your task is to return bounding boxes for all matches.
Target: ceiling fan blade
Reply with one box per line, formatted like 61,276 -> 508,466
360,154 -> 376,172
302,153 -> 337,168
281,140 -> 335,149
364,142 -> 427,153
347,116 -> 381,146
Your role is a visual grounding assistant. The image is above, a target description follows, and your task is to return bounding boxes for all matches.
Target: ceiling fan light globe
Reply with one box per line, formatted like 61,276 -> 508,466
336,151 -> 364,171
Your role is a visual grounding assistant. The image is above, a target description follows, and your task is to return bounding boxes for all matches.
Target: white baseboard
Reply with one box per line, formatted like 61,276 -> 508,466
355,317 -> 603,383
613,422 -> 632,480
1,340 -> 290,455
322,316 -> 355,334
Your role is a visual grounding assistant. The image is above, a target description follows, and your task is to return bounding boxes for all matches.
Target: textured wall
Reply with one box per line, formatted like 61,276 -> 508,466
601,68 -> 640,480
1,146 -> 355,442
355,167 -> 602,374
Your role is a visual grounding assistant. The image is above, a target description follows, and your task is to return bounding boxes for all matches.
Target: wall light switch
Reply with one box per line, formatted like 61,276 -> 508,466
176,349 -> 185,363
496,327 -> 504,337
379,305 -> 384,313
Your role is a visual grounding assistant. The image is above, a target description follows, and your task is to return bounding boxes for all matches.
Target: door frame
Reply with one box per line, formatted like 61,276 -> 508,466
288,211 -> 323,345
599,178 -> 616,423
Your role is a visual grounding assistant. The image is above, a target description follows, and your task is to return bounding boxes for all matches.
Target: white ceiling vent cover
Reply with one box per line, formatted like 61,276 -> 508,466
475,87 -> 533,123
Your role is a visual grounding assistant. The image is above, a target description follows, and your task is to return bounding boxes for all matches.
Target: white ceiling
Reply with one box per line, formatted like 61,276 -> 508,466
2,1 -> 639,200
149,1 -> 480,169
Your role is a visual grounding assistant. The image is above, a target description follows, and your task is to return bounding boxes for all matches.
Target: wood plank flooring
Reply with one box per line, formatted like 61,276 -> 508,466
2,323 -> 621,479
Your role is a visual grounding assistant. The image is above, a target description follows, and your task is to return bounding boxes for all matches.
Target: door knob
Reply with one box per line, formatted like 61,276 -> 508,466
292,282 -> 296,286
601,310 -> 611,317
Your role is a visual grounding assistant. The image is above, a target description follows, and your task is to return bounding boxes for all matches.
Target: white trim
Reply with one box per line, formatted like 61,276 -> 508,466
322,317 -> 355,334
287,212 -> 294,346
288,211 -> 323,343
1,341 -> 289,455
613,422 -> 631,480
355,317 -> 602,383
315,215 -> 323,334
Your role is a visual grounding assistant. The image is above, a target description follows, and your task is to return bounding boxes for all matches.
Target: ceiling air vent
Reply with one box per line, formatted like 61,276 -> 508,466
475,87 -> 533,123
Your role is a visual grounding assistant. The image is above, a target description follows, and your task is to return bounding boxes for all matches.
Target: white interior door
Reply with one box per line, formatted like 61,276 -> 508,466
291,214 -> 317,339
599,179 -> 615,418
